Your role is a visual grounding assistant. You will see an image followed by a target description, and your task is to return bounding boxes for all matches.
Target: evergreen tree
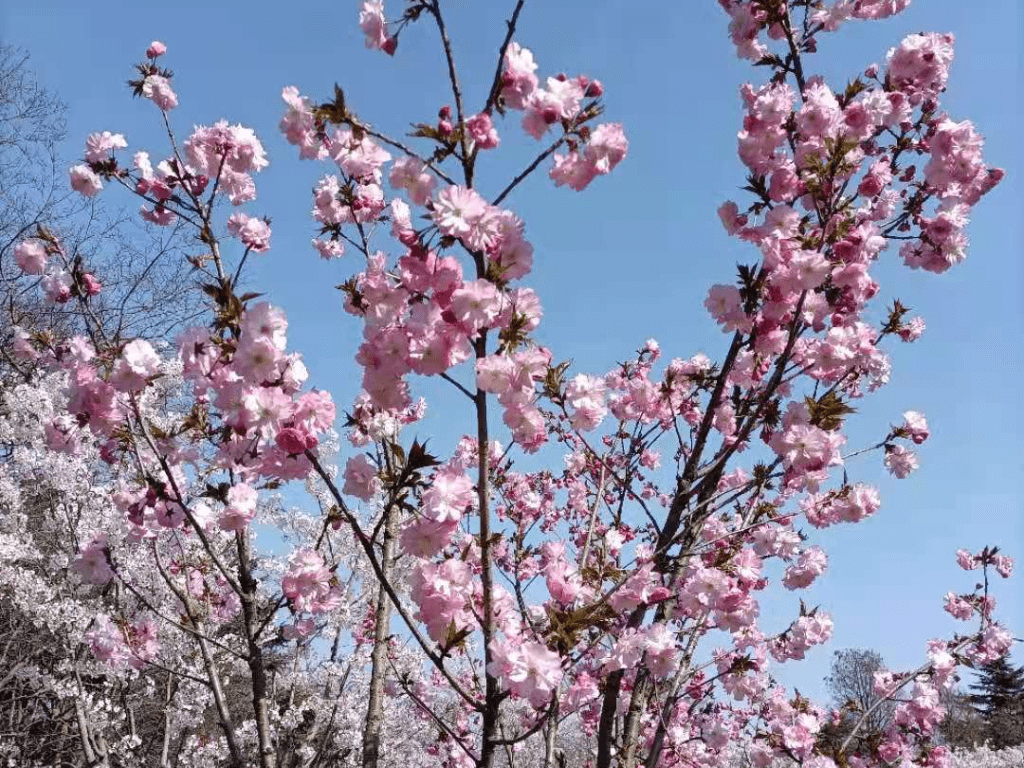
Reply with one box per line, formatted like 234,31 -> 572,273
969,656 -> 1024,748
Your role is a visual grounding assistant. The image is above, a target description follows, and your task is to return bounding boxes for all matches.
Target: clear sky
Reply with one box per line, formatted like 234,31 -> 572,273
2,1 -> 1021,701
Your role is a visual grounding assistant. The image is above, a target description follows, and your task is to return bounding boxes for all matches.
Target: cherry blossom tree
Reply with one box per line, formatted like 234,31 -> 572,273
1,1 -> 1017,768
950,744 -> 1024,768
0,41 -> 200,389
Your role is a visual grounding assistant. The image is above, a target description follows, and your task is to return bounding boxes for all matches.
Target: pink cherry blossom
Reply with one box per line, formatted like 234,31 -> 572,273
956,549 -> 979,571
992,554 -> 1014,579
282,548 -> 335,613
466,113 -> 500,150
81,273 -> 102,296
900,411 -> 930,444
84,131 -> 128,163
410,559 -> 476,643
227,212 -> 272,252
924,119 -> 1000,205
449,279 -> 502,335
13,240 -> 48,275
359,1 -> 396,54
85,614 -> 132,666
564,374 -> 608,431
796,80 -> 842,140
389,157 -> 436,206
328,127 -> 391,181
275,426 -> 317,455
241,301 -> 288,349
184,121 -> 268,204
705,284 -> 753,333
852,0 -> 911,19
141,74 -> 178,110
783,547 -> 829,590
279,86 -> 323,160
884,444 -> 918,478
887,32 -> 955,105
501,42 -> 539,110
550,123 -> 628,191
943,592 -> 974,621
899,316 -> 926,342
111,339 -> 161,392
313,237 -> 345,259
718,201 -> 748,235
218,482 -> 258,531
487,638 -> 563,708
523,77 -> 583,140
432,185 -> 488,241
73,536 -> 114,585
421,470 -> 475,523
69,164 -> 103,196
44,415 -> 80,453
343,454 -> 380,501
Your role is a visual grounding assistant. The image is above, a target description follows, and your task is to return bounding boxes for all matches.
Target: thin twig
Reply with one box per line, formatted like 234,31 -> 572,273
493,137 -> 566,206
483,1 -> 528,114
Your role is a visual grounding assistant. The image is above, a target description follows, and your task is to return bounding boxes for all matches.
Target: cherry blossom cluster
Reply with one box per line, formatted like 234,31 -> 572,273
7,2 -> 1015,767
85,614 -> 160,669
12,231 -> 102,303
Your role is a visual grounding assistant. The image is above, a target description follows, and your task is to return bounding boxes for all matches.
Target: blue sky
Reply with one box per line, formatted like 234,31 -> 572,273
3,1 -> 1021,701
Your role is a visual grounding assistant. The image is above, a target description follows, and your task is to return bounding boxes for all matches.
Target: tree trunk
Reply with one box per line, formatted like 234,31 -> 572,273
362,507 -> 399,768
238,530 -> 277,768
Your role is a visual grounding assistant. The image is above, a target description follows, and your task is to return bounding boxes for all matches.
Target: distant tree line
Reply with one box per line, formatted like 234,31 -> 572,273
819,648 -> 1024,753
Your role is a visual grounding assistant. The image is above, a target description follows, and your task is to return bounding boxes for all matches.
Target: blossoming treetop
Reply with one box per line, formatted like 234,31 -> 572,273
2,1 -> 1014,767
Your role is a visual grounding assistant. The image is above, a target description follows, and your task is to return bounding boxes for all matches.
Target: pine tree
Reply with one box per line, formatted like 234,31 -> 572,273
968,656 -> 1024,748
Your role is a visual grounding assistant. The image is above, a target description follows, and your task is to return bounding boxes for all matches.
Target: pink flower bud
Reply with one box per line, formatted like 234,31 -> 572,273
189,175 -> 209,196
99,440 -> 119,465
81,274 -> 103,296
